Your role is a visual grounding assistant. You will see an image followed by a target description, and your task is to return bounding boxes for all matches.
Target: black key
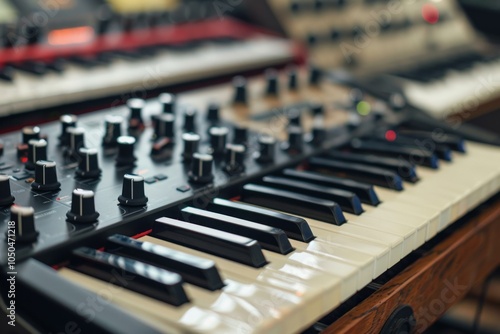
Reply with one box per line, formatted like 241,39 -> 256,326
45,59 -> 66,73
0,66 -> 14,81
181,207 -> 294,255
153,217 -> 267,268
282,169 -> 380,206
308,157 -> 404,191
324,151 -> 419,183
71,247 -> 189,306
350,139 -> 439,169
208,198 -> 315,242
17,259 -> 161,334
12,61 -> 47,75
370,136 -> 452,161
260,176 -> 363,215
106,234 -> 224,291
242,184 -> 346,225
396,129 -> 466,153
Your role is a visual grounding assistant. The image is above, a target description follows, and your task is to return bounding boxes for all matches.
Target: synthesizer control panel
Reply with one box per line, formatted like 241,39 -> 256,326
0,66 -> 376,266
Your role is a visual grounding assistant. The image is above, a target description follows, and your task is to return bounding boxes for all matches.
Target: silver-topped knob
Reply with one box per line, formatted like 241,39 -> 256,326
255,135 -> 276,163
209,126 -> 229,155
159,93 -> 176,114
118,174 -> 148,206
10,206 -> 38,243
66,189 -> 99,223
115,136 -> 136,167
189,153 -> 214,184
102,115 -> 123,148
22,126 -> 41,144
0,175 -> 15,206
224,144 -> 246,174
76,148 -> 101,178
26,139 -> 48,170
182,132 -> 200,162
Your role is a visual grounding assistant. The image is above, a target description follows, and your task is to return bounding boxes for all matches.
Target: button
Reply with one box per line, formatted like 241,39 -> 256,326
154,174 -> 167,181
176,185 -> 191,193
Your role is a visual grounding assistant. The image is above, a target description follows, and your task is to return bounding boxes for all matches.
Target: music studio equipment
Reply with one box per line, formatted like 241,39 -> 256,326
0,0 -> 299,117
242,0 -> 500,120
0,65 -> 499,333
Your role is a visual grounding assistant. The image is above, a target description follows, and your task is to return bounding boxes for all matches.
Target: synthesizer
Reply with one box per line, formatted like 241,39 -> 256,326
1,66 -> 499,333
246,0 -> 500,119
0,0 -> 298,116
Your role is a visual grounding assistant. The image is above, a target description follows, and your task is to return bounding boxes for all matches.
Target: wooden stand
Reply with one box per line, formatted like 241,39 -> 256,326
325,195 -> 500,333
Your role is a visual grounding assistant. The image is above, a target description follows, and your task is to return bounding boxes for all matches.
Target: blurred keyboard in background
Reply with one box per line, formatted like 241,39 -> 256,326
239,0 -> 500,121
0,0 -> 299,117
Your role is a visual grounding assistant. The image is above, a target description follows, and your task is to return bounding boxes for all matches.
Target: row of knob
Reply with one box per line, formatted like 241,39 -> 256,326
2,172 -> 149,244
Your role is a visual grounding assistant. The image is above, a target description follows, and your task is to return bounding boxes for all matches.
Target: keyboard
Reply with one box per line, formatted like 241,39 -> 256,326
0,18 -> 297,117
2,66 -> 500,333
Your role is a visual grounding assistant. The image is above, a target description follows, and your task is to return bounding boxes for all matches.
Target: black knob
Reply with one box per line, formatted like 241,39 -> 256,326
311,103 -> 324,116
207,103 -> 220,123
189,153 -> 214,183
284,126 -> 304,153
59,114 -> 77,146
0,174 -> 15,206
209,126 -> 229,155
233,76 -> 247,104
31,160 -> 61,191
9,206 -> 38,243
255,135 -> 276,163
76,148 -> 102,178
67,127 -> 86,156
118,174 -> 148,206
66,188 -> 100,223
287,108 -> 302,127
311,126 -> 327,144
153,113 -> 175,140
287,66 -> 298,90
26,139 -> 48,170
127,98 -> 145,131
22,126 -> 41,144
233,125 -> 248,146
265,68 -> 279,96
309,66 -> 322,86
183,107 -> 197,132
115,136 -> 136,167
102,115 -> 123,148
224,144 -> 246,174
159,93 -> 176,114
182,132 -> 200,162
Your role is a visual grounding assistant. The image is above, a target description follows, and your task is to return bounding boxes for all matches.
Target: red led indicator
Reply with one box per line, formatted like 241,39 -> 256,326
422,3 -> 440,24
20,156 -> 28,163
385,130 -> 397,142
